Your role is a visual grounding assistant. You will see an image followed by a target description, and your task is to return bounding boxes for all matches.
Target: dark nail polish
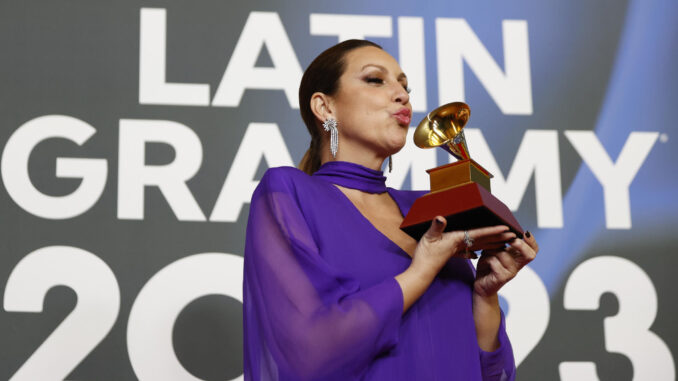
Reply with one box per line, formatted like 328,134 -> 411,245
525,231 -> 531,238
435,217 -> 445,225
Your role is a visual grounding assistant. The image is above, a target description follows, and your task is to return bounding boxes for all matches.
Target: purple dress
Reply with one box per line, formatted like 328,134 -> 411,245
243,161 -> 515,381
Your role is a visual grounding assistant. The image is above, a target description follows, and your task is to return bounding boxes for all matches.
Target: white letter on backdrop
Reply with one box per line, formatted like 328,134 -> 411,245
499,266 -> 550,367
398,17 -> 427,112
564,131 -> 658,229
210,123 -> 294,222
436,19 -> 532,115
463,129 -> 563,228
139,8 -> 210,106
1,115 -> 107,219
310,13 -> 392,42
562,256 -> 675,380
128,253 -> 244,381
386,127 -> 437,191
212,12 -> 302,109
4,246 -> 120,380
118,119 -> 205,221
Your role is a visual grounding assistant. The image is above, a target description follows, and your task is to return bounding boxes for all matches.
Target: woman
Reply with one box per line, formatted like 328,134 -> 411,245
243,39 -> 538,381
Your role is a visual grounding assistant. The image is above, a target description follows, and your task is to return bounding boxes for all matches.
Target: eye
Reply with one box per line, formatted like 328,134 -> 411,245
404,85 -> 412,94
365,76 -> 384,84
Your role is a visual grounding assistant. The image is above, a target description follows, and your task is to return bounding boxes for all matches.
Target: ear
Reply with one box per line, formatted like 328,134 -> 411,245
310,92 -> 335,124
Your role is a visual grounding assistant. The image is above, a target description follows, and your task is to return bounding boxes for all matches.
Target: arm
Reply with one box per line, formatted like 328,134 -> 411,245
244,172 -> 405,380
472,232 -> 540,380
244,171 -> 516,380
473,293 -> 502,351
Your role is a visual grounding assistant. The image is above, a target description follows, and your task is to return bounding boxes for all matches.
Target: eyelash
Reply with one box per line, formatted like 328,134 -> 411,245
365,77 -> 412,93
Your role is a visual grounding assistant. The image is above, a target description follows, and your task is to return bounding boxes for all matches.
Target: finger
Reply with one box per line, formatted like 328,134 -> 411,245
450,229 -> 479,259
453,250 -> 478,260
505,245 -> 523,259
475,254 -> 493,277
466,225 -> 510,238
477,242 -> 507,251
494,251 -> 520,274
523,230 -> 539,252
441,224 -> 508,245
422,216 -> 447,242
489,231 -> 517,243
448,225 -> 510,248
508,238 -> 537,263
486,255 -> 515,283
480,248 -> 505,256
471,232 -> 516,249
442,225 -> 511,257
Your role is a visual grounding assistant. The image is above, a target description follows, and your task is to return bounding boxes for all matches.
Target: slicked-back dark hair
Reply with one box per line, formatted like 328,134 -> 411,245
298,39 -> 382,174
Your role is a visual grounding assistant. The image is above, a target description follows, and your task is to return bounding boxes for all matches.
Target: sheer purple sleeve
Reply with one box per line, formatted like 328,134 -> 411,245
479,312 -> 515,381
243,170 -> 403,381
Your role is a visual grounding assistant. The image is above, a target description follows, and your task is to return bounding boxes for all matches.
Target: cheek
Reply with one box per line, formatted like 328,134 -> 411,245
385,126 -> 409,149
396,128 -> 409,145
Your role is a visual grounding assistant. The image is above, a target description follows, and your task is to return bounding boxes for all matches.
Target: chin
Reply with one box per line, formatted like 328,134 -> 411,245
371,126 -> 408,156
383,137 -> 407,156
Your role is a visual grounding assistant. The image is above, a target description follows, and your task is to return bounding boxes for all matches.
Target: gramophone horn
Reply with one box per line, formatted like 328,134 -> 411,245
413,102 -> 471,160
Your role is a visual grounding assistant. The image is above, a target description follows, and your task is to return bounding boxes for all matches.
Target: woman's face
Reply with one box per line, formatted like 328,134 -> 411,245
327,46 -> 412,159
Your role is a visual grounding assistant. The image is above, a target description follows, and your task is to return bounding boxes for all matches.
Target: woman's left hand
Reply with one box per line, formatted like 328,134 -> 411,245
473,231 -> 539,297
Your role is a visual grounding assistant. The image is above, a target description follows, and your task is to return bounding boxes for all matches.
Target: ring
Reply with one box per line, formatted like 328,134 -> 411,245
463,230 -> 476,258
463,230 -> 474,248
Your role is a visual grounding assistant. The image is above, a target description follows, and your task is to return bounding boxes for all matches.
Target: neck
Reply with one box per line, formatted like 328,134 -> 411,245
313,160 -> 387,194
319,141 -> 387,171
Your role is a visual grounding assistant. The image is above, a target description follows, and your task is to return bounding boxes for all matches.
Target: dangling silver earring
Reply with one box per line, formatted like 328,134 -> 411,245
323,118 -> 338,158
388,155 -> 393,172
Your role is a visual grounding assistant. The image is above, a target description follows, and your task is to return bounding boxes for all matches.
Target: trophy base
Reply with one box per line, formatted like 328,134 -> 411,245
400,182 -> 524,241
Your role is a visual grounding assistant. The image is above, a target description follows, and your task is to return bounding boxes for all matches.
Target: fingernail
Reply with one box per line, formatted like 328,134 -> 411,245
525,230 -> 531,238
435,217 -> 445,225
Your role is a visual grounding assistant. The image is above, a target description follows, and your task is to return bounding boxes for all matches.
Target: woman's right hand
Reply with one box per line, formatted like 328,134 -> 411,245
395,216 -> 515,313
410,216 -> 516,282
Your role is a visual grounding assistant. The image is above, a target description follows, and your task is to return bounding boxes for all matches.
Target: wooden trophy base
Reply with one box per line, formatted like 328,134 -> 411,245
400,159 -> 523,241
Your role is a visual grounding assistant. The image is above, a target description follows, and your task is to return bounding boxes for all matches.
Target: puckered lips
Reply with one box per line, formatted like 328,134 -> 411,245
393,108 -> 412,126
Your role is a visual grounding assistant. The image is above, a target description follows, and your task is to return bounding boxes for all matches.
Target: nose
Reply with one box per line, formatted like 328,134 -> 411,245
393,83 -> 410,105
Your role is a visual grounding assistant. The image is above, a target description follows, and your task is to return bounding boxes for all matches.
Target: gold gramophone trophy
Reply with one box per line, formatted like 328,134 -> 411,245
400,102 -> 524,240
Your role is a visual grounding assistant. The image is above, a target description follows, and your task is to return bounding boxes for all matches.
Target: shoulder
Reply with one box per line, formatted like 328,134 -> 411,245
250,167 -> 323,227
254,166 -> 314,197
387,187 -> 428,200
261,167 -> 312,185
261,166 -> 309,184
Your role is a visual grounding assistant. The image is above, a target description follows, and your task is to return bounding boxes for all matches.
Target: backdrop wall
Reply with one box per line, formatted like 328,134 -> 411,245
1,0 -> 676,380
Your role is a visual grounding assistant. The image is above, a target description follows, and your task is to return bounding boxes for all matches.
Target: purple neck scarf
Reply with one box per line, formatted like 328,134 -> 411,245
313,161 -> 387,194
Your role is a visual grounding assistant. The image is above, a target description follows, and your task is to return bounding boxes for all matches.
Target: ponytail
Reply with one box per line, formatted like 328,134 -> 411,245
298,137 -> 321,175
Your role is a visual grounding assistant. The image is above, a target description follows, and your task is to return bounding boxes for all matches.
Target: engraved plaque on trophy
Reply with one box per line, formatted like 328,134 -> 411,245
400,102 -> 524,241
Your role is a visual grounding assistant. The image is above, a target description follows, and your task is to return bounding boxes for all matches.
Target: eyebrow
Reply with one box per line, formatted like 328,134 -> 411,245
361,64 -> 408,81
